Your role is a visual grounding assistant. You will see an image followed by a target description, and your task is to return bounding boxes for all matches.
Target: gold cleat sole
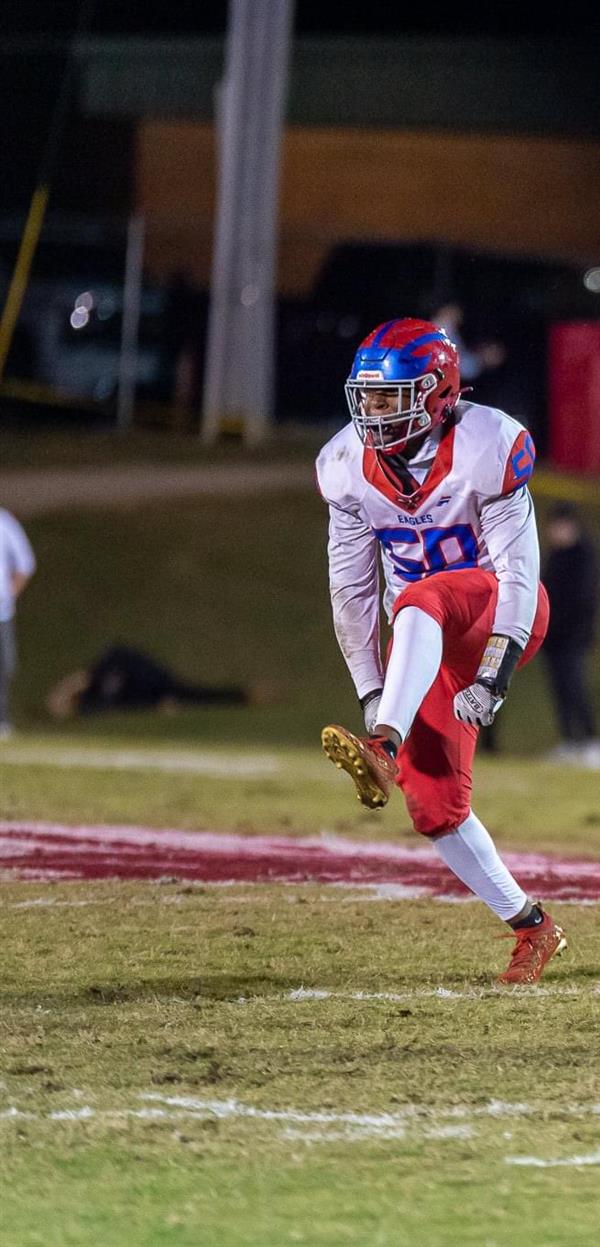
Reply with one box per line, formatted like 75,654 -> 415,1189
321,725 -> 389,810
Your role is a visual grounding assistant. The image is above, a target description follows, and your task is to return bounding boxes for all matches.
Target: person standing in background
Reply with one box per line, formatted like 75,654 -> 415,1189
542,501 -> 600,768
430,301 -> 507,386
0,508 -> 36,738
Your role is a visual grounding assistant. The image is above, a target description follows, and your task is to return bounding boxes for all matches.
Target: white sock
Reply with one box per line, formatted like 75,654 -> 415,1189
433,810 -> 528,921
375,606 -> 443,741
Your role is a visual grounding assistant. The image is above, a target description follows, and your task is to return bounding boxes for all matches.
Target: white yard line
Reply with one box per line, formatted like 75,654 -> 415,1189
0,746 -> 281,778
239,985 -> 588,1004
2,897 -> 109,909
3,1093 -> 600,1148
140,1093 -> 600,1127
0,1096 -> 534,1129
506,1152 -> 600,1167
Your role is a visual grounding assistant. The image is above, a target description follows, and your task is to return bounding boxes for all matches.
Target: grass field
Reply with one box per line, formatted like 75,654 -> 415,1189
1,872 -> 600,1247
1,441 -> 600,1245
9,487 -> 600,751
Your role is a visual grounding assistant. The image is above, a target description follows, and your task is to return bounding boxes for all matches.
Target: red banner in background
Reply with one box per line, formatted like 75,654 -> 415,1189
549,322 -> 600,473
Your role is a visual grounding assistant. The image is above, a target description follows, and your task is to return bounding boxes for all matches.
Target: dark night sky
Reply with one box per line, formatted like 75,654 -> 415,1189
2,0 -> 599,40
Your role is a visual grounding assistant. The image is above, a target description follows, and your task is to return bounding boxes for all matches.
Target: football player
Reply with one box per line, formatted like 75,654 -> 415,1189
316,318 -> 566,986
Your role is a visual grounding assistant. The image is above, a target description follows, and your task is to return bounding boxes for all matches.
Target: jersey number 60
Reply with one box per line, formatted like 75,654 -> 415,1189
375,524 -> 479,582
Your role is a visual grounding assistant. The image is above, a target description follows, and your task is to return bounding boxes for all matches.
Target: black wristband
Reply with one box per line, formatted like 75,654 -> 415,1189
477,635 -> 524,698
360,688 -> 383,712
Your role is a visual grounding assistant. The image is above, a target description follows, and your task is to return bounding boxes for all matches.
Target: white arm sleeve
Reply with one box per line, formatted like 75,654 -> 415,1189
480,487 -> 539,649
2,511 -> 36,576
327,502 -> 384,698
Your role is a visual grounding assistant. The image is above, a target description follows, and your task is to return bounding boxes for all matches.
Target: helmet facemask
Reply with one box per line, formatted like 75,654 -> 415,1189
345,318 -> 461,453
345,371 -> 439,452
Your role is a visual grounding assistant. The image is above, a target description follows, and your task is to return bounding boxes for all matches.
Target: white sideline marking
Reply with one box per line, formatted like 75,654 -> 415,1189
0,746 -> 280,778
286,986 -> 481,1003
424,1124 -> 475,1140
506,1152 -> 600,1168
50,1107 -> 95,1121
141,1093 -> 411,1129
3,1095 -> 600,1147
339,883 -> 433,901
141,1094 -> 600,1126
277,985 -> 586,1004
2,897 -> 108,910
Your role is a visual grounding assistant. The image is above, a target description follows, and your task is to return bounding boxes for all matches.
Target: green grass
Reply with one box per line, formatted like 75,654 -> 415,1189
0,423 -> 326,469
1,466 -> 599,1244
11,490 -> 600,755
2,735 -> 600,856
1,883 -> 600,1246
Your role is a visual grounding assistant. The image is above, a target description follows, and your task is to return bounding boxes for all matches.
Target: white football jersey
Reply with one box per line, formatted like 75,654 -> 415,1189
315,401 -> 540,698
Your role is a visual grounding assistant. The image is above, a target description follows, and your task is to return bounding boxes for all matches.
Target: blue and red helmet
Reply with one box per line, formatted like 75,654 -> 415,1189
345,318 -> 461,452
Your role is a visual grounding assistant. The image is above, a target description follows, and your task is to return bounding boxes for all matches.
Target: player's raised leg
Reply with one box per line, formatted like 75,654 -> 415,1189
321,605 -> 443,808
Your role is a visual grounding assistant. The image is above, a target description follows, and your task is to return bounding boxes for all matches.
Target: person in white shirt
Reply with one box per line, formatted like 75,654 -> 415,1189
0,508 -> 36,737
316,317 -> 566,987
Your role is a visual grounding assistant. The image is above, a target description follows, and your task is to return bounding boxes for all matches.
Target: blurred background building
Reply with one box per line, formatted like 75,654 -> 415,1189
1,1 -> 599,460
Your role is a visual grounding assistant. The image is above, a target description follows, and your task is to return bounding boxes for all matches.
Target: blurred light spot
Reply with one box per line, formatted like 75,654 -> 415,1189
241,284 -> 259,307
76,291 -> 94,311
97,297 -> 117,320
70,307 -> 90,330
338,315 -> 360,338
583,267 -> 600,293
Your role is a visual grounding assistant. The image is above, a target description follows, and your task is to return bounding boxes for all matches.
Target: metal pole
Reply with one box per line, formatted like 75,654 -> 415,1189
201,0 -> 295,444
116,214 -> 145,432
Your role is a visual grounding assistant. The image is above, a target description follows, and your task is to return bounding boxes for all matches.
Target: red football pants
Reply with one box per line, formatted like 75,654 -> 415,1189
388,569 -> 549,837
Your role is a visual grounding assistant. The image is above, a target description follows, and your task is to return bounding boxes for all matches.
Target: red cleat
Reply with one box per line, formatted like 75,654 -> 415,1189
321,724 -> 397,809
496,910 -> 567,986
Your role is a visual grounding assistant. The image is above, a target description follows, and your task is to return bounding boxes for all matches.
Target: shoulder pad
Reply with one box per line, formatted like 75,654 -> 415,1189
315,425 -> 362,507
459,404 -> 534,498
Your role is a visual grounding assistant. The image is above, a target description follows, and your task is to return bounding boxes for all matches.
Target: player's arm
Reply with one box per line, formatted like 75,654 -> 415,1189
11,569 -> 33,598
327,500 -> 385,717
454,430 -> 539,728
6,516 -> 36,601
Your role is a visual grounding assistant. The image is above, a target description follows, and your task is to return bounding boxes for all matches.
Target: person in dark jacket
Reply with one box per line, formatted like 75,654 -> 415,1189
542,502 -> 600,767
46,645 -> 277,718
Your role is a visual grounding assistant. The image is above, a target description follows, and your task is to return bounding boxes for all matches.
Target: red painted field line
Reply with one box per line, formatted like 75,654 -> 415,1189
0,820 -> 599,899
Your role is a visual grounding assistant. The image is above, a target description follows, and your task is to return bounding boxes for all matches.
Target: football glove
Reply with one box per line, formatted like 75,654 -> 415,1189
453,682 -> 504,727
360,688 -> 383,735
453,634 -> 523,728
